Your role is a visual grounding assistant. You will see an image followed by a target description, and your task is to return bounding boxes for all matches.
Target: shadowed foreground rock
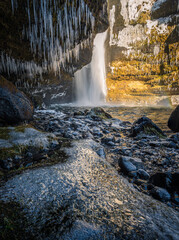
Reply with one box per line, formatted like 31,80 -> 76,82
0,76 -> 34,124
168,105 -> 179,132
129,116 -> 165,137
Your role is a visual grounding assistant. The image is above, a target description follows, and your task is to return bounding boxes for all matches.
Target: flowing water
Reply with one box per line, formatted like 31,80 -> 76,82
74,31 -> 107,106
105,106 -> 174,133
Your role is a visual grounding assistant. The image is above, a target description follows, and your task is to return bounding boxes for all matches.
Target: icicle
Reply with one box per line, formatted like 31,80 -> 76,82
3,0 -> 96,77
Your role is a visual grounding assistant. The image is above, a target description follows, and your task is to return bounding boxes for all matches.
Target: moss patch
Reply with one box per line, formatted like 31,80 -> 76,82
0,128 -> 11,140
0,146 -> 24,160
0,138 -> 71,182
0,201 -> 34,240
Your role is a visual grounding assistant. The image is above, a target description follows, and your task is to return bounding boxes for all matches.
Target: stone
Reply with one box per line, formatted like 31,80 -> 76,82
106,141 -> 115,146
92,127 -> 103,137
151,187 -> 171,202
0,76 -> 34,124
168,133 -> 179,143
101,136 -> 115,145
86,107 -> 112,120
119,156 -> 137,174
96,148 -> 106,158
129,116 -> 165,138
137,169 -> 150,180
168,105 -> 179,132
120,156 -> 144,170
149,172 -> 179,194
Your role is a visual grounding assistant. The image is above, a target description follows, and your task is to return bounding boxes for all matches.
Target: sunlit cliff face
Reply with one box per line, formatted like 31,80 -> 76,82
106,0 -> 179,106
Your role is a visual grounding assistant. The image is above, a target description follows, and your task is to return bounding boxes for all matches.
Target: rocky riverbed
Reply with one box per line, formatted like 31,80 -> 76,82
0,106 -> 179,239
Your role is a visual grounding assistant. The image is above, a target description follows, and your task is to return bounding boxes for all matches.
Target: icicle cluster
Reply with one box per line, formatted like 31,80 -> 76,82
2,0 -> 95,78
11,0 -> 18,13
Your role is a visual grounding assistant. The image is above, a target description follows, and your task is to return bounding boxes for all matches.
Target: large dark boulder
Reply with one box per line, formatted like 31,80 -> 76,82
151,0 -> 178,19
168,105 -> 179,132
85,107 -> 112,120
0,75 -> 34,124
149,172 -> 179,203
129,116 -> 165,137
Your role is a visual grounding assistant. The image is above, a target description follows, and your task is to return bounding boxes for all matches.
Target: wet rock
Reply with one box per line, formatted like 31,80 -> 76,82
92,127 -> 103,137
101,136 -> 115,145
149,141 -> 161,147
0,125 -> 58,169
151,187 -> 171,202
74,111 -> 85,116
86,107 -> 112,120
107,141 -> 116,147
168,105 -> 179,132
0,76 -> 34,124
168,133 -> 179,143
161,140 -> 177,149
127,156 -> 144,169
149,172 -> 179,195
119,156 -> 137,175
129,116 -> 165,138
96,148 -> 106,158
137,169 -> 150,180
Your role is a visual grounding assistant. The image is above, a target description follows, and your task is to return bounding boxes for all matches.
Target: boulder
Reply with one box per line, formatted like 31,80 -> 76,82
0,125 -> 58,170
168,105 -> 179,132
86,107 -> 112,120
151,187 -> 171,202
149,172 -> 179,194
0,76 -> 34,124
137,169 -> 150,180
129,116 -> 165,137
118,156 -> 138,177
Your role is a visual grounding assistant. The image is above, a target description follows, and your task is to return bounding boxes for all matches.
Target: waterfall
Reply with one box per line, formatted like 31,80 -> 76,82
74,30 -> 107,106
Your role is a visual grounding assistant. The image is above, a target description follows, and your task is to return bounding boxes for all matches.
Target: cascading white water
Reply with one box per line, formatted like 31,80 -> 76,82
74,30 -> 107,106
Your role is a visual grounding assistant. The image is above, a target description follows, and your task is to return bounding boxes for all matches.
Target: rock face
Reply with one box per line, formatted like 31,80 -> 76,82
151,0 -> 178,19
0,76 -> 34,124
106,0 -> 179,105
168,105 -> 179,132
0,0 -> 108,105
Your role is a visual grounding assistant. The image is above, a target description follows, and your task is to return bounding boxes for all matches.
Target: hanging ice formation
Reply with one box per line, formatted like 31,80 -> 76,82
0,0 -> 95,80
74,30 -> 108,106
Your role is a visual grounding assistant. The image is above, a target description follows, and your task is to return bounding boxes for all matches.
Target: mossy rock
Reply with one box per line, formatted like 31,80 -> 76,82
130,116 -> 166,138
86,107 -> 112,120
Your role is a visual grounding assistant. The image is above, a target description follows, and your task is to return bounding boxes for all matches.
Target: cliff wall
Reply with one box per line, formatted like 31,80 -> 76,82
106,0 -> 179,106
0,0 -> 108,106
